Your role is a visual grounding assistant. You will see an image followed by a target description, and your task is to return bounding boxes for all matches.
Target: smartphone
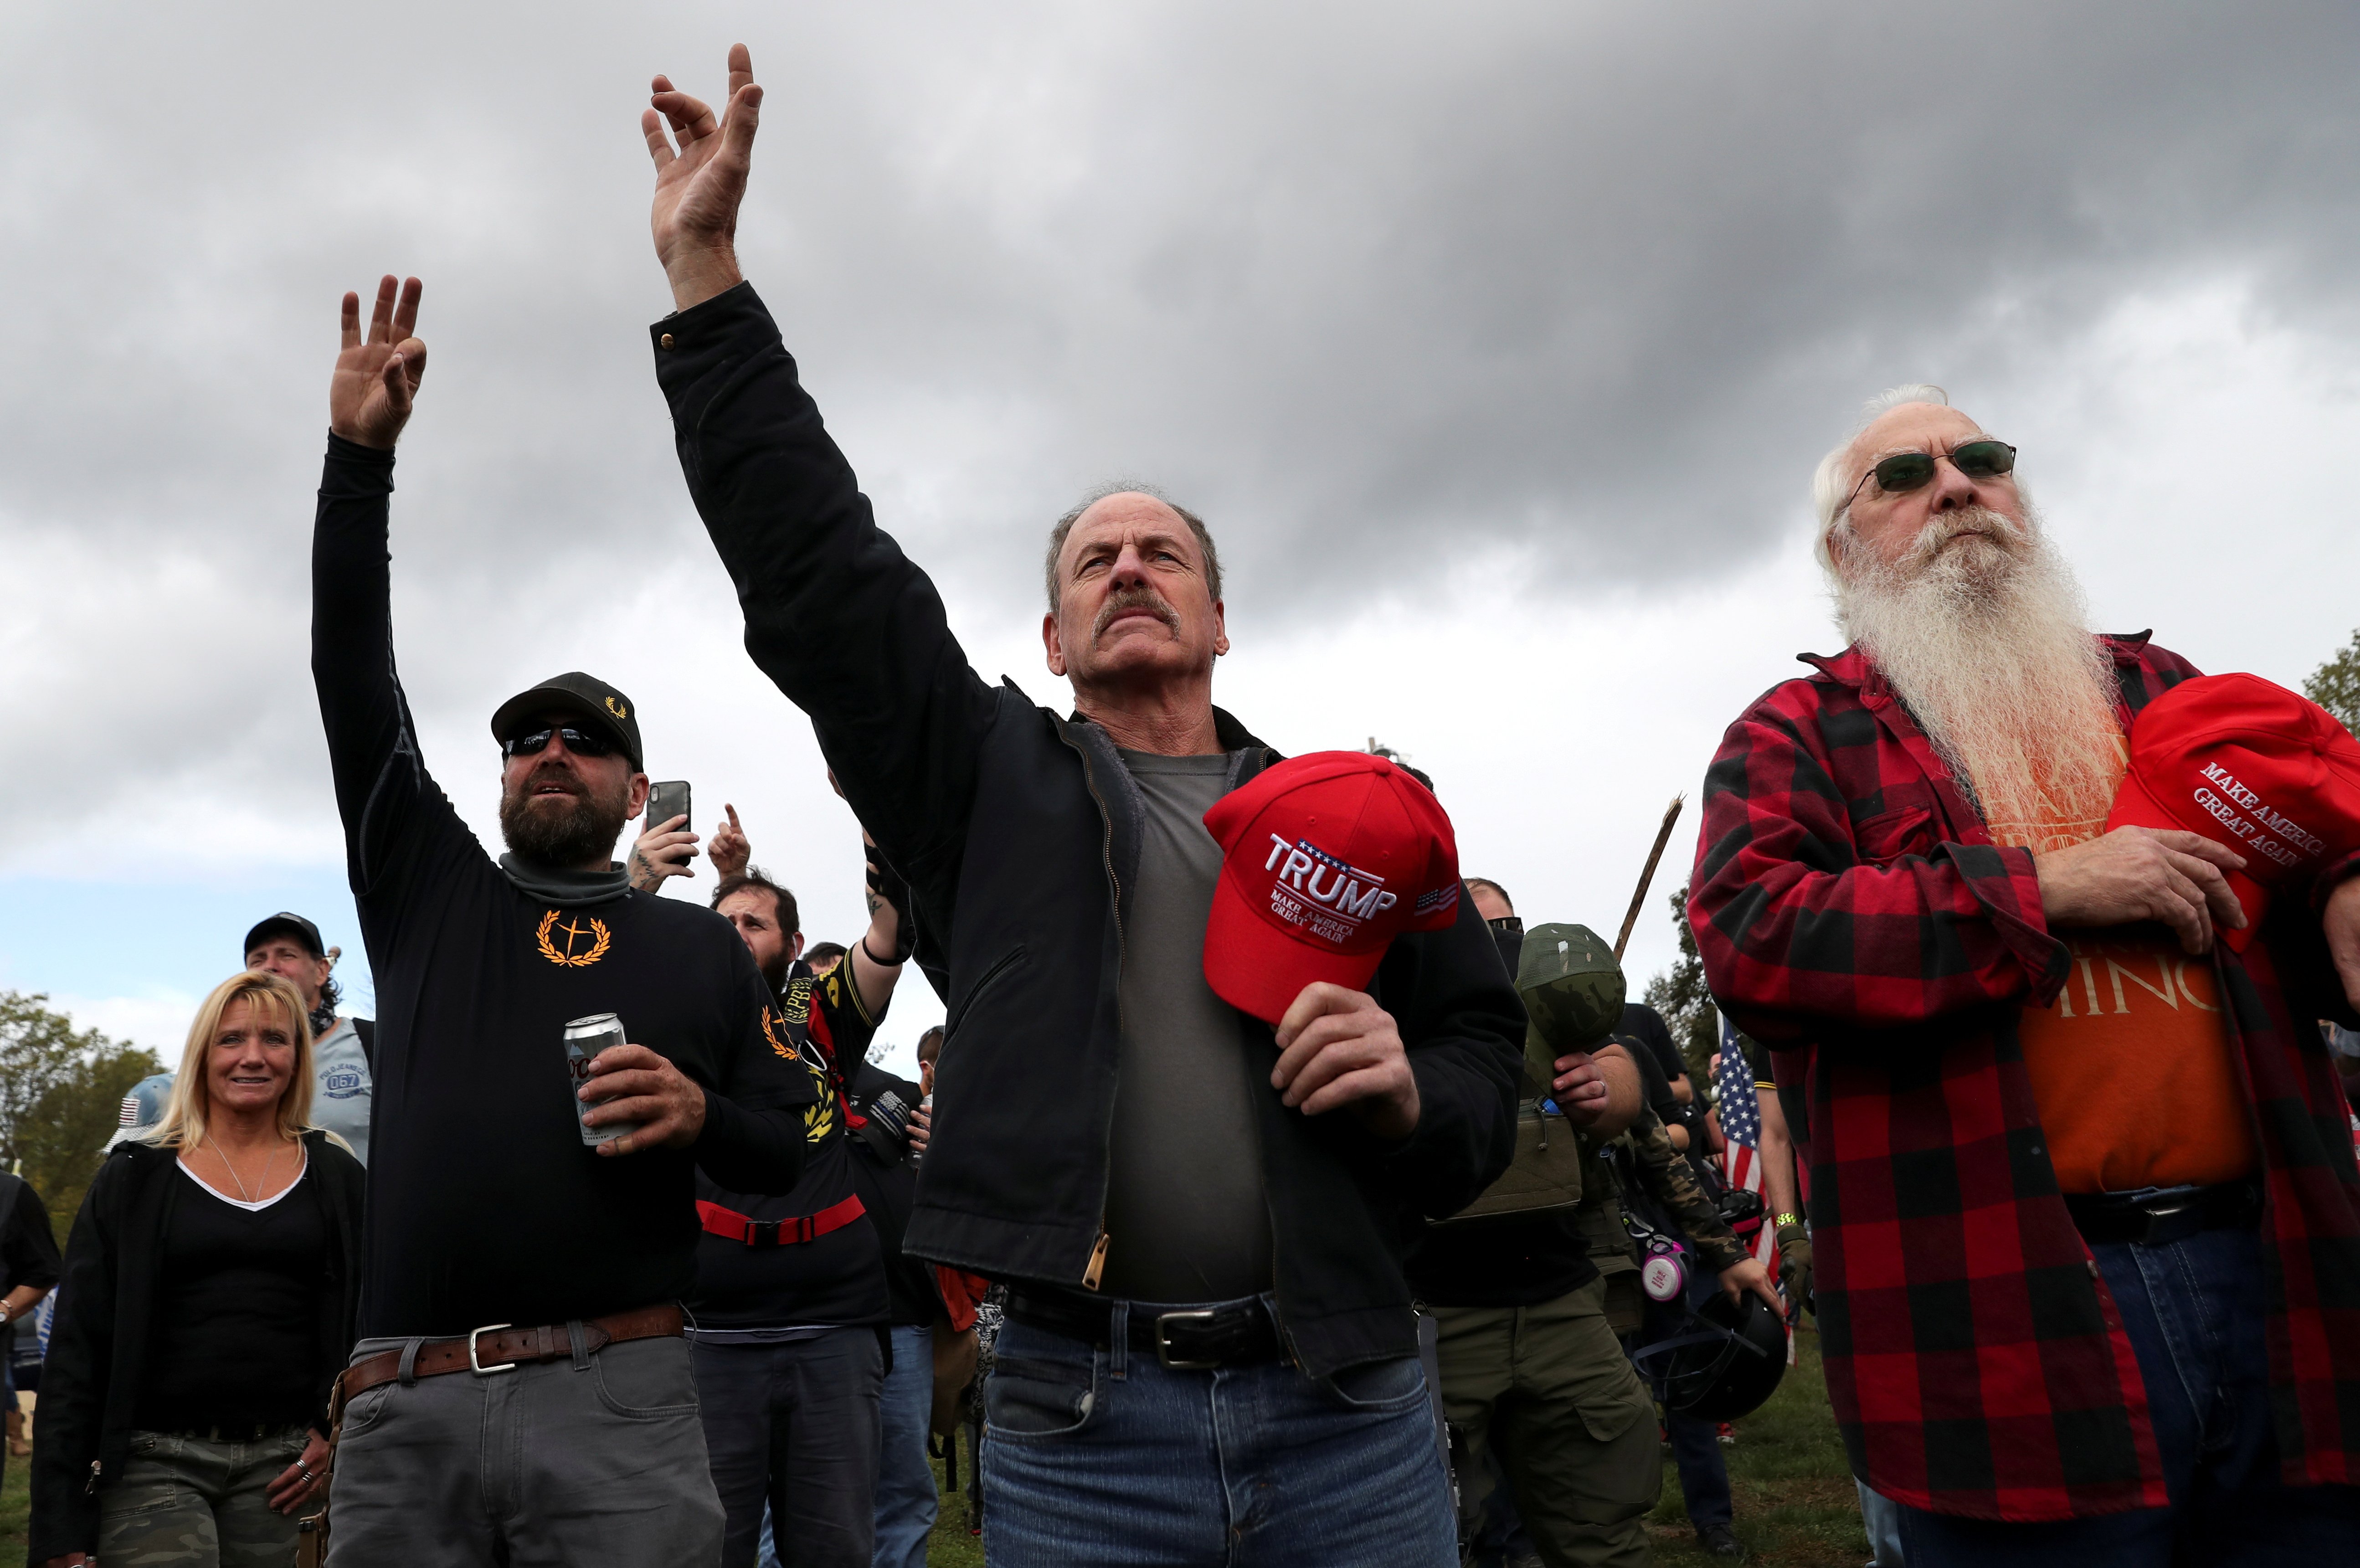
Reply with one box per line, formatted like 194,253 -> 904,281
646,780 -> 691,834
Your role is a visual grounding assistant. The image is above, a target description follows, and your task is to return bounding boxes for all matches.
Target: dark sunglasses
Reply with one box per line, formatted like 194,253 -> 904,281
1847,439 -> 2016,509
501,725 -> 617,760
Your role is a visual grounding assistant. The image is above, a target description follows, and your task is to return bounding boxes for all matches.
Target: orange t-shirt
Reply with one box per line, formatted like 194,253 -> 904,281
1988,747 -> 2258,1193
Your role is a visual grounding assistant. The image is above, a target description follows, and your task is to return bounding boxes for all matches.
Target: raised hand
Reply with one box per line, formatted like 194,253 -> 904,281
330,276 -> 427,449
709,802 -> 751,879
644,43 -> 762,311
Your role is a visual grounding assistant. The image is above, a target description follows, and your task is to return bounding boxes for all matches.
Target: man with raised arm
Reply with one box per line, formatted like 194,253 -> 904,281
637,46 -> 1523,1568
308,277 -> 814,1567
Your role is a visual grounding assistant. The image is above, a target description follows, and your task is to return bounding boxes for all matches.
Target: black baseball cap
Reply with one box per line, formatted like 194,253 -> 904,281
244,912 -> 326,960
488,672 -> 644,769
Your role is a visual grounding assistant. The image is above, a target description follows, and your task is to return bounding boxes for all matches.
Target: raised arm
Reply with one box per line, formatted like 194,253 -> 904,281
640,47 -> 999,905
312,278 -> 465,901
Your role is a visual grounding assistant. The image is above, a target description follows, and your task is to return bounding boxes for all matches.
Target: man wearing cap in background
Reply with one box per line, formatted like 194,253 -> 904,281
1689,384 -> 2360,1563
245,912 -> 375,1164
638,47 -> 1522,1564
309,275 -> 815,1566
105,912 -> 378,1164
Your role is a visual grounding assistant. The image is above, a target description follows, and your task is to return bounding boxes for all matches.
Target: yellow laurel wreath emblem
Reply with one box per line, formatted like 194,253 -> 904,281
606,695 -> 629,718
761,1008 -> 793,1061
535,910 -> 613,968
802,1085 -> 838,1143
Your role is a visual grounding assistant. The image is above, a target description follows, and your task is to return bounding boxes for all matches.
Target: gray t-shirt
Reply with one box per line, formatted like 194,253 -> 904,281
312,1016 -> 373,1166
1099,749 -> 1274,1303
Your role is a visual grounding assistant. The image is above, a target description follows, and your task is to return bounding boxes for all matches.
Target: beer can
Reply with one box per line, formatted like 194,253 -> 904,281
913,1091 -> 934,1166
563,1013 -> 631,1146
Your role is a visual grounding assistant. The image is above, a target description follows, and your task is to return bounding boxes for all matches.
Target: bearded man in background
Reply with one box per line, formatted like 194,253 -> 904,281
1687,386 -> 2360,1565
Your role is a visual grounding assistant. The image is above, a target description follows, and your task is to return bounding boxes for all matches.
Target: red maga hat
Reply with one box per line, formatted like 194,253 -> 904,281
1201,751 -> 1463,1023
2104,672 -> 2360,951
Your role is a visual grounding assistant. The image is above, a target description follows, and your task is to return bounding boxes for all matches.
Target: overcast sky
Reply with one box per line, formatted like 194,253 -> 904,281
4,2 -> 2359,1084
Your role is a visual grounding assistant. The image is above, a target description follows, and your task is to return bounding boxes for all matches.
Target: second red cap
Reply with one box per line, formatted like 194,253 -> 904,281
1201,752 -> 1463,1023
2104,672 -> 2360,950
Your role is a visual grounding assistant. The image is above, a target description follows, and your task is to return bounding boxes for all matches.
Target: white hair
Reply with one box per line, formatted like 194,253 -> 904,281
1835,500 -> 2122,848
1810,383 -> 1951,577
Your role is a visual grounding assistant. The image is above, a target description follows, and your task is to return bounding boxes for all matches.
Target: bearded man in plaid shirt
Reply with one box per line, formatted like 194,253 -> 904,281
1688,385 -> 2360,1564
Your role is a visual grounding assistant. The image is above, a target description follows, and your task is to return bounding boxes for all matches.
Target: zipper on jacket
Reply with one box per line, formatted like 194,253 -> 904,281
1083,1231 -> 1110,1291
1069,726 -> 1127,1291
85,1458 -> 101,1496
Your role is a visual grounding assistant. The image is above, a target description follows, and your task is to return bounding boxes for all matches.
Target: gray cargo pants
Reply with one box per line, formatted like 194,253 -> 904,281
325,1329 -> 725,1567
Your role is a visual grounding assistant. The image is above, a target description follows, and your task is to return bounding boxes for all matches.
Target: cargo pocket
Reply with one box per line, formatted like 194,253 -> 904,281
1572,1359 -> 1656,1445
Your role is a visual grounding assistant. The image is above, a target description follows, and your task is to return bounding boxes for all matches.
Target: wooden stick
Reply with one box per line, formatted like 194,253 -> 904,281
1613,794 -> 1686,962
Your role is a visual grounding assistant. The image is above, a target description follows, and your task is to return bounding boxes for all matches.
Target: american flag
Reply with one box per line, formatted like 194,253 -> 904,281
1716,1013 -> 1796,1361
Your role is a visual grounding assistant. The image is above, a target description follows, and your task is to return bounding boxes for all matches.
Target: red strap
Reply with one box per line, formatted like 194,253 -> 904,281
696,1194 -> 867,1246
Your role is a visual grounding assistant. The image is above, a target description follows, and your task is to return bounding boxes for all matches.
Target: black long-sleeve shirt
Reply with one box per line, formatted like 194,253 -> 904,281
312,436 -> 812,1336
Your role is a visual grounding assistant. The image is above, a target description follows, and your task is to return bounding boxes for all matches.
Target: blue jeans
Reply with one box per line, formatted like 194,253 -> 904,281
1665,1410 -> 1731,1530
1854,1478 -> 1905,1567
1894,1223 -> 2360,1566
980,1309 -> 1457,1567
873,1323 -> 938,1568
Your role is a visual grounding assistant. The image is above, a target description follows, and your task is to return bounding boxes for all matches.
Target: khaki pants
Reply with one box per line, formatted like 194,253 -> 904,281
98,1426 -> 308,1568
1432,1277 -> 1659,1568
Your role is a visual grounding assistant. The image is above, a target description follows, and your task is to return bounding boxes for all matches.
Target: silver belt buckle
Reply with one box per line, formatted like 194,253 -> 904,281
1155,1309 -> 1223,1371
468,1323 -> 517,1376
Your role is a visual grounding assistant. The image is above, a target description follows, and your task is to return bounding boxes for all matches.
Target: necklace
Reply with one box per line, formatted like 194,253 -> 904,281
205,1137 -> 283,1204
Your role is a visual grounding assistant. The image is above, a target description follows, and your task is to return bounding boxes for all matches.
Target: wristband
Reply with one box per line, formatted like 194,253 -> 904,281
1774,1213 -> 1804,1229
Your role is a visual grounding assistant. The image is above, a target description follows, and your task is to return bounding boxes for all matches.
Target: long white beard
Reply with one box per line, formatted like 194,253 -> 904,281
1833,504 -> 2123,848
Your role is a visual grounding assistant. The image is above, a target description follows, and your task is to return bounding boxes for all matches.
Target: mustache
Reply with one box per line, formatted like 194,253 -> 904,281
1904,506 -> 2025,570
1093,586 -> 1180,640
521,761 -> 585,798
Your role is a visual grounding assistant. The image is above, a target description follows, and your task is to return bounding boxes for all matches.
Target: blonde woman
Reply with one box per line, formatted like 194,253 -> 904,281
31,971 -> 365,1568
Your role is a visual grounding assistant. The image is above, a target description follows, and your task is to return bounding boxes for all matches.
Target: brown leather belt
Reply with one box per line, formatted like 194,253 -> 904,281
336,1304 -> 684,1414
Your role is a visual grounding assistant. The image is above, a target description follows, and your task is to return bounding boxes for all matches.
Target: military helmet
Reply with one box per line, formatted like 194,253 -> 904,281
1515,922 -> 1625,1054
1632,1287 -> 1789,1423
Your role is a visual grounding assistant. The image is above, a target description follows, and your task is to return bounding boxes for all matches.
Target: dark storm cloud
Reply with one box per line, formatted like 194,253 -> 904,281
2,1 -> 2357,838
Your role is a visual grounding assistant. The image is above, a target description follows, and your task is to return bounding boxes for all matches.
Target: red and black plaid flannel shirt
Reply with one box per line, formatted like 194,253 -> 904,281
1689,633 -> 2360,1522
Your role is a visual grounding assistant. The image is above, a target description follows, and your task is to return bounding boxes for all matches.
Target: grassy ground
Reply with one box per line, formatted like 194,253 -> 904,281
921,1332 -> 1867,1566
1643,1333 -> 1868,1567
1,1441 -> 27,1559
0,1337 -> 1866,1565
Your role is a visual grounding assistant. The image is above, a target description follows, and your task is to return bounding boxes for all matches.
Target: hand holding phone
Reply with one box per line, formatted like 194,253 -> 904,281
629,781 -> 698,894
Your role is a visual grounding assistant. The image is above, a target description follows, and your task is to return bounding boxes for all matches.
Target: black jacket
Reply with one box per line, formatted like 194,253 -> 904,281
653,283 -> 1525,1378
30,1133 -> 365,1562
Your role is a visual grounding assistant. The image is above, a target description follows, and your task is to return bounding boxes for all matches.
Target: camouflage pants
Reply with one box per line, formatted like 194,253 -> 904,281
98,1426 -> 308,1567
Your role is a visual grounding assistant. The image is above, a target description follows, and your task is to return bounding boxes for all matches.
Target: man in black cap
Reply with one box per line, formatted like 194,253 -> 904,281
242,911 -> 375,1164
305,275 -> 814,1567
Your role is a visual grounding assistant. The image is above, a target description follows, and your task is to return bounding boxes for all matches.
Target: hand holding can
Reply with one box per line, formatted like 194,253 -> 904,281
564,1014 -> 636,1147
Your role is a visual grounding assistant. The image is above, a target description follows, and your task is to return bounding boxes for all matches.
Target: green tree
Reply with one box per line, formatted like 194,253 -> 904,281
1640,883 -> 1720,1094
0,992 -> 164,1230
2305,627 -> 2360,735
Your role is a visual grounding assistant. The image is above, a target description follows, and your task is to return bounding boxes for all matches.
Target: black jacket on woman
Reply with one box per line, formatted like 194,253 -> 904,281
29,1130 -> 365,1563
651,283 -> 1526,1380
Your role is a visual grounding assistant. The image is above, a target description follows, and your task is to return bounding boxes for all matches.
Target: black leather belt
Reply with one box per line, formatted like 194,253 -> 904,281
1006,1290 -> 1285,1370
2065,1181 -> 2259,1249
